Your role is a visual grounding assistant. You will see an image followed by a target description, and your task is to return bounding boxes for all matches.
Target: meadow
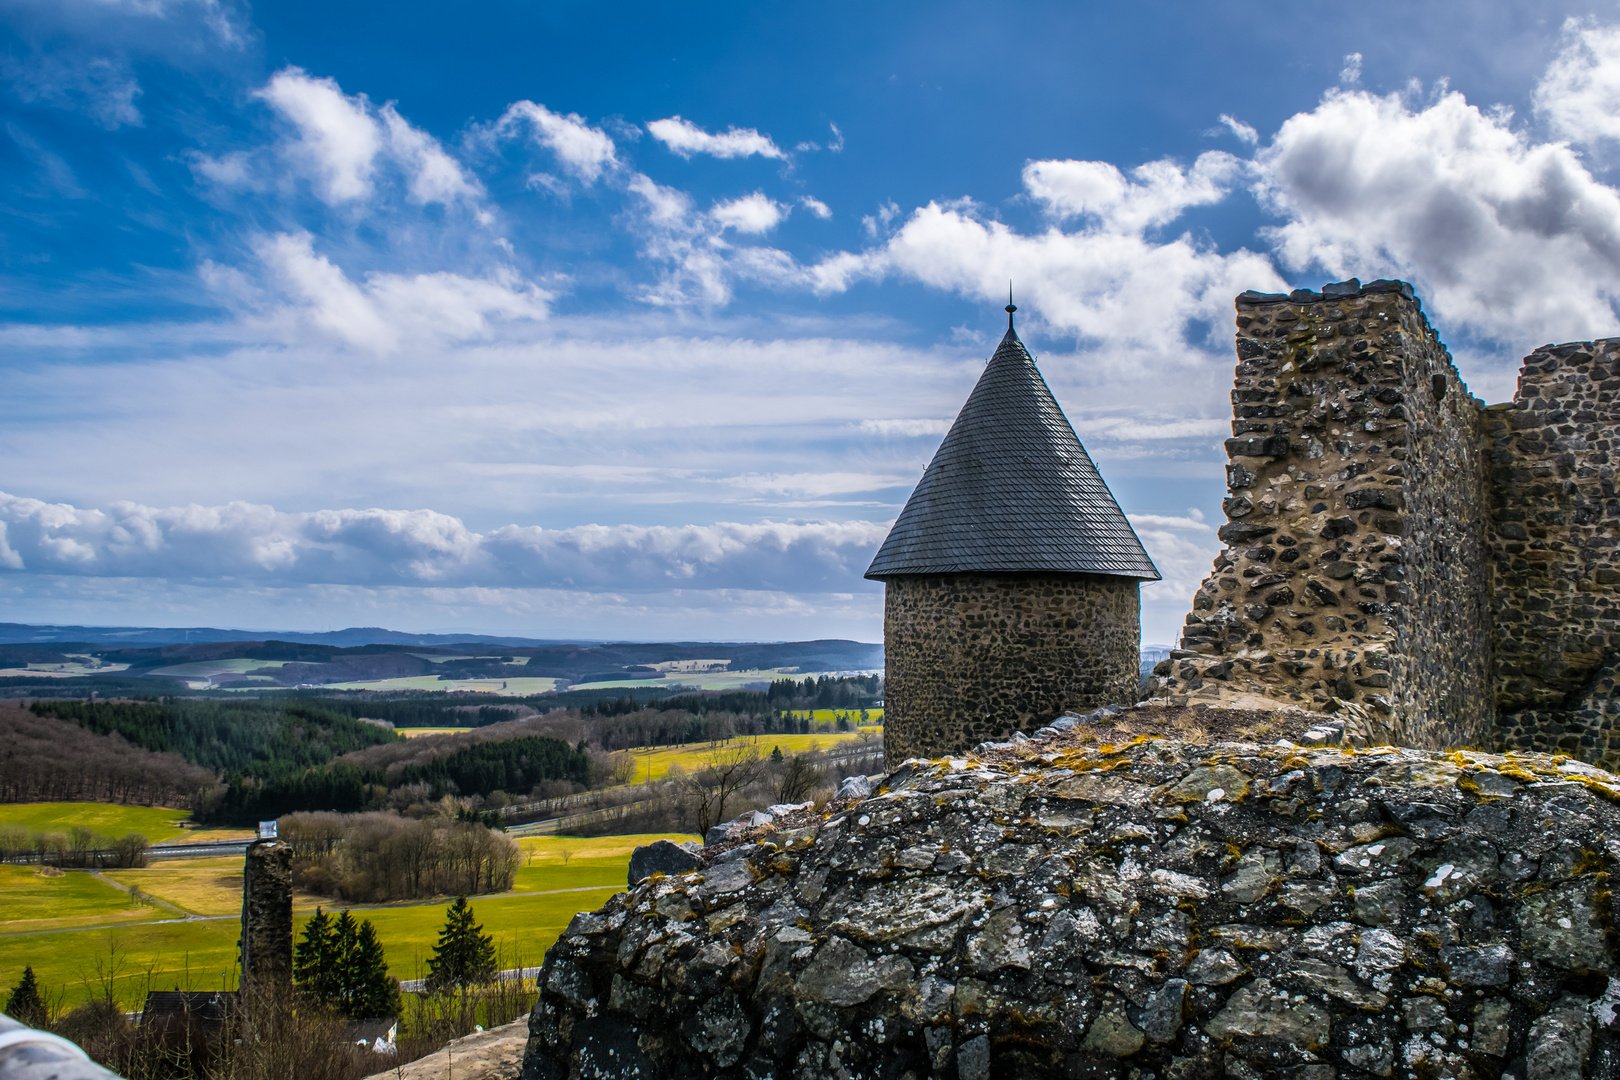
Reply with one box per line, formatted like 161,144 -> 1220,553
0,803 -> 224,845
0,832 -> 691,1010
621,728 -> 880,783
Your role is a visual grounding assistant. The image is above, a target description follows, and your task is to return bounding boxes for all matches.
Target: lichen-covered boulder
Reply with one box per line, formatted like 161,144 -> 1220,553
521,728 -> 1620,1080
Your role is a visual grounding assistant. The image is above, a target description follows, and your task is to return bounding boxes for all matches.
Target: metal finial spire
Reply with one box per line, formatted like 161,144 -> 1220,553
1005,281 -> 1016,330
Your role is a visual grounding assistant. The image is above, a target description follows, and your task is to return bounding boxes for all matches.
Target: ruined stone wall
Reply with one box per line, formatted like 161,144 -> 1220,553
240,840 -> 292,998
883,572 -> 1139,764
524,724 -> 1620,1080
1156,281 -> 1494,749
1489,340 -> 1620,764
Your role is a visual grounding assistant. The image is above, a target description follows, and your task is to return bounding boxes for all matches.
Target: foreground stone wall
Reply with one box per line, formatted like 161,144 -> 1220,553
1489,340 -> 1620,764
1156,281 -> 1494,748
522,723 -> 1620,1080
883,573 -> 1139,764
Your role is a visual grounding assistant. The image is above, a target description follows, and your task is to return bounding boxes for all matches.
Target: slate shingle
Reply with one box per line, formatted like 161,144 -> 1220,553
865,324 -> 1160,580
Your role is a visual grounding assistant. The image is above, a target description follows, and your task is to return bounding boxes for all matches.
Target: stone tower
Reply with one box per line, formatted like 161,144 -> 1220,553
866,304 -> 1159,764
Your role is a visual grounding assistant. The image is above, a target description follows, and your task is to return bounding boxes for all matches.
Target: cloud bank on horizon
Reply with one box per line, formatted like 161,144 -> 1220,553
3,2 -> 1620,643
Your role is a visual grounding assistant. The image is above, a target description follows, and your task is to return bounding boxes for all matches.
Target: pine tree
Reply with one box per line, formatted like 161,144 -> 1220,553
350,920 -> 400,1019
332,910 -> 361,1013
6,965 -> 46,1027
425,896 -> 496,993
294,908 -> 339,1003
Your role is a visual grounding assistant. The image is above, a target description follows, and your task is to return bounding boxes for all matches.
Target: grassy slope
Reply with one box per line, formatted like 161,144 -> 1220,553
1,833 -> 690,1010
0,803 -> 194,843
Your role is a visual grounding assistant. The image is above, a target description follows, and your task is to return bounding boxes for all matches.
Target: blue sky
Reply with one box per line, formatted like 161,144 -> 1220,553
3,0 -> 1620,644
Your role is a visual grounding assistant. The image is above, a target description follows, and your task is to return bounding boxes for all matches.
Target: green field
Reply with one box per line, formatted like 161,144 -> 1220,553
313,676 -> 562,694
1,833 -> 688,1009
0,803 -> 195,843
146,658 -> 294,679
621,730 -> 877,783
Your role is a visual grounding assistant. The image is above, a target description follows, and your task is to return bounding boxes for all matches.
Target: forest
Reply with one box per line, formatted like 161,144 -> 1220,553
4,673 -> 880,822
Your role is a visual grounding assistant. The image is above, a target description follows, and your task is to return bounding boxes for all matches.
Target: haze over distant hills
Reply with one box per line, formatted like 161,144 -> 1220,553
0,622 -> 886,695
0,622 -> 607,648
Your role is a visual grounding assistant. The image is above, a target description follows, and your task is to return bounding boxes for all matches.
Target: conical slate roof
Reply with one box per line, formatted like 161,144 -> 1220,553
865,321 -> 1159,580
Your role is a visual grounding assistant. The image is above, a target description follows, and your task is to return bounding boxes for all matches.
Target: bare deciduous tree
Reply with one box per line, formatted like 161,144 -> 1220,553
680,742 -> 763,836
774,754 -> 822,804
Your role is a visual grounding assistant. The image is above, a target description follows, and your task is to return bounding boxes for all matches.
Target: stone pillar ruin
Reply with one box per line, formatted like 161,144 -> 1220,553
1152,278 -> 1620,765
239,838 -> 292,1001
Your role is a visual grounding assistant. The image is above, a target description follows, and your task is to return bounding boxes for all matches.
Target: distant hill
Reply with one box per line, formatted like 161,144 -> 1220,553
0,623 -> 884,693
0,622 -> 593,648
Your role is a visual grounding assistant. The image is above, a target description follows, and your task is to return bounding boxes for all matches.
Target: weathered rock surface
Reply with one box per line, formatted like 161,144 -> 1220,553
628,840 -> 704,885
522,725 -> 1620,1080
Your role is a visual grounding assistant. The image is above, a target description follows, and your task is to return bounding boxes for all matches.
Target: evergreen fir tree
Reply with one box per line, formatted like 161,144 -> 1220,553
425,896 -> 496,993
294,908 -> 339,1003
6,965 -> 46,1027
350,920 -> 401,1019
332,910 -> 362,1013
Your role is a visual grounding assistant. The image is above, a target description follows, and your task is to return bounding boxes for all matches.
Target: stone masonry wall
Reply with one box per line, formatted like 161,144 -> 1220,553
523,725 -> 1620,1080
1153,281 -> 1496,749
1489,339 -> 1620,764
883,572 -> 1139,765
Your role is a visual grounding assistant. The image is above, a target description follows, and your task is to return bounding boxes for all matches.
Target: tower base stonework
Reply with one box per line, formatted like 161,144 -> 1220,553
882,572 -> 1140,764
240,839 -> 292,1000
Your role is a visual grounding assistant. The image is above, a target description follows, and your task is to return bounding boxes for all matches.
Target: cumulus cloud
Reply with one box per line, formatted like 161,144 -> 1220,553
1536,18 -> 1620,147
810,192 -> 1282,360
0,490 -> 890,593
252,67 -> 482,208
799,196 -> 832,219
647,116 -> 786,160
1023,152 -> 1244,233
251,231 -> 549,350
496,101 -> 619,183
711,192 -> 786,233
1255,85 -> 1620,344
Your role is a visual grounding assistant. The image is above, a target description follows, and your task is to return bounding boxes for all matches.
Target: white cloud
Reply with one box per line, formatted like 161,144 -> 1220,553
252,232 -> 549,351
810,193 -> 1282,359
254,67 -> 481,209
1023,152 -> 1244,232
1536,18 -> 1620,147
381,105 -> 483,207
799,196 -> 832,219
1340,52 -> 1363,86
1075,417 -> 1230,441
1217,114 -> 1258,146
497,101 -> 618,183
0,489 -> 890,594
710,191 -> 786,234
257,67 -> 381,203
857,418 -> 952,437
1255,85 -> 1620,344
647,115 -> 786,160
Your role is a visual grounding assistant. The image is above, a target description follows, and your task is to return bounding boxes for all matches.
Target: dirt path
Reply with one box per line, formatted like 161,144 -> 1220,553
363,1019 -> 529,1080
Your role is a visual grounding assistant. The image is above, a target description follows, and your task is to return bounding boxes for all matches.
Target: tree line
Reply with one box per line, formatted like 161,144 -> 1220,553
0,823 -> 152,867
0,703 -> 218,809
278,811 -> 521,902
210,734 -> 588,824
29,698 -> 401,776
